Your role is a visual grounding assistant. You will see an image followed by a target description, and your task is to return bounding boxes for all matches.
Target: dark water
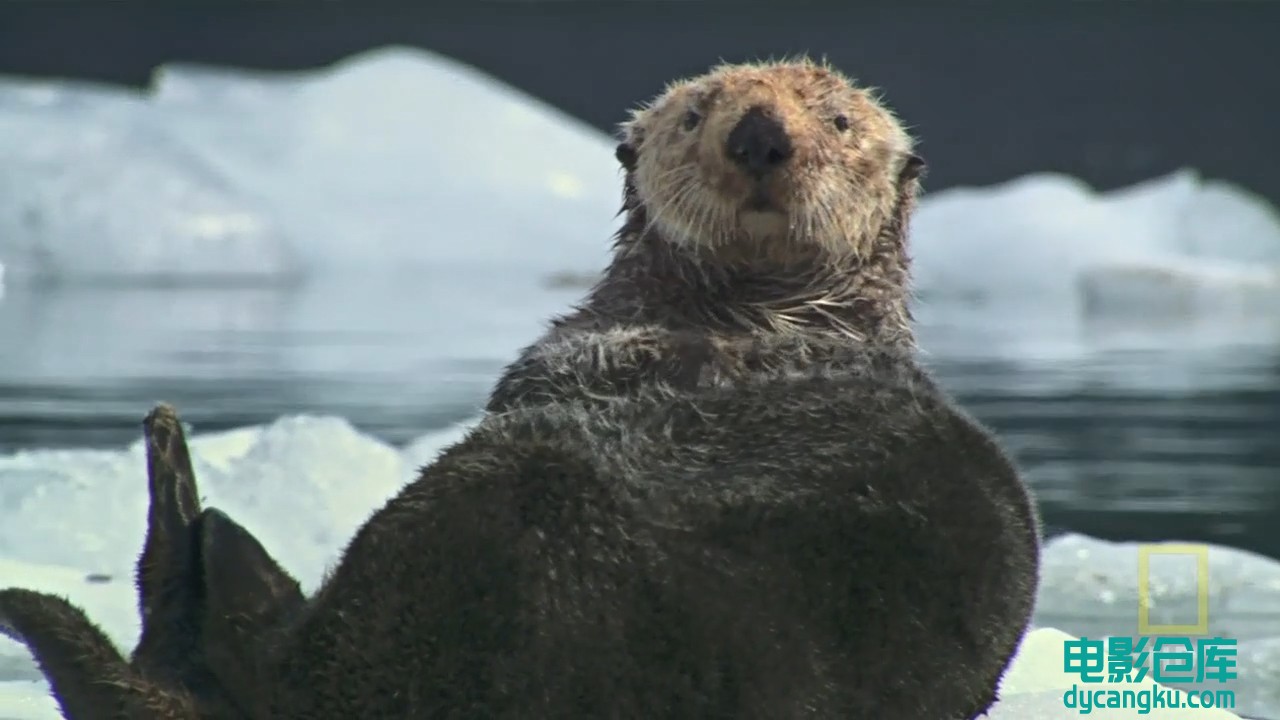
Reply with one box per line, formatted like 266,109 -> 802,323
2,273 -> 1279,562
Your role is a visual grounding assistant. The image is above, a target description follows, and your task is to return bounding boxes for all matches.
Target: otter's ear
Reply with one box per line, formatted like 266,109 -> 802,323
900,154 -> 926,183
615,142 -> 638,172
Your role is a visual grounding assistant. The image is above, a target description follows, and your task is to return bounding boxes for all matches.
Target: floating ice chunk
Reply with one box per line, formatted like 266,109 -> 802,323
1078,259 -> 1280,320
185,415 -> 409,591
0,415 -> 403,607
911,170 -> 1280,358
1234,636 -> 1280,719
0,46 -> 623,283
1034,533 -> 1280,644
1108,171 -> 1280,265
0,413 -> 482,714
912,170 -> 1280,321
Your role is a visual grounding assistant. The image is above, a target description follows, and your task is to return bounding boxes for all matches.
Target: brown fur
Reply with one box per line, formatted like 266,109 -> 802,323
264,338 -> 1039,718
492,58 -> 924,405
473,58 -> 1038,718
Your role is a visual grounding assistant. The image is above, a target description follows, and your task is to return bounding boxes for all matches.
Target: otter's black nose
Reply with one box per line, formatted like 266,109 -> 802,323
726,107 -> 793,177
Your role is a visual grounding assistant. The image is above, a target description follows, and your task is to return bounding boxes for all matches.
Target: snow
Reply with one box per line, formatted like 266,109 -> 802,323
0,415 -> 452,605
0,415 -> 478,717
0,416 -> 1276,718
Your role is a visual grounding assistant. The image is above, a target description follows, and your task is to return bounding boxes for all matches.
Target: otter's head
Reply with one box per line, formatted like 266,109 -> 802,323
615,59 -> 924,264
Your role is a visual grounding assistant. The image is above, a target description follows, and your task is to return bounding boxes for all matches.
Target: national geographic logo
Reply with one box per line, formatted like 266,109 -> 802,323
1137,543 -> 1209,636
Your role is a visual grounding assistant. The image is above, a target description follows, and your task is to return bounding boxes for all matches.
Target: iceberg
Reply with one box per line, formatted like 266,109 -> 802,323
909,170 -> 1280,359
146,49 -> 622,274
1,414 -> 1276,717
0,47 -> 621,286
0,76 -> 301,286
0,45 -> 1276,332
911,171 -> 1280,310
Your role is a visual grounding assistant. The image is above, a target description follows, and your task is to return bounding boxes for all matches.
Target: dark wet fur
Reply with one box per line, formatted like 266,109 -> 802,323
259,344 -> 1039,718
467,91 -> 1039,718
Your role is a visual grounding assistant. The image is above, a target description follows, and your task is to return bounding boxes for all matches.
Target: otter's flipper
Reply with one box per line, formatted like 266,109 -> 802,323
0,588 -> 163,718
133,404 -> 304,694
199,507 -> 304,705
132,403 -> 205,679
136,403 -> 202,620
2,404 -> 301,718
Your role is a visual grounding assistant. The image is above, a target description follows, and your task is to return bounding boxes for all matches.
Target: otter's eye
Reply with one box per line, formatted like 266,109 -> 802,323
682,110 -> 702,131
833,114 -> 850,132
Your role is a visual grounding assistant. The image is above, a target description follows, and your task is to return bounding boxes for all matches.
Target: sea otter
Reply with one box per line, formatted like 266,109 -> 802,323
0,59 -> 1040,719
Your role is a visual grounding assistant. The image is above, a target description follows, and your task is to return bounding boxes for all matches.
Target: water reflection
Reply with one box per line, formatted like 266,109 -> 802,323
2,277 -> 1278,561
0,268 -> 577,448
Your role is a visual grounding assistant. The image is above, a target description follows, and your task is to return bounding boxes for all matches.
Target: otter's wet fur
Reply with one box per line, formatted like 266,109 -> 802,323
474,56 -> 1041,718
263,339 -> 1035,719
490,59 -> 926,416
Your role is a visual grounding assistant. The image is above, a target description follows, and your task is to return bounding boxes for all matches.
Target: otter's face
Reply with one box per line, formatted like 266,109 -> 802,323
617,61 -> 923,260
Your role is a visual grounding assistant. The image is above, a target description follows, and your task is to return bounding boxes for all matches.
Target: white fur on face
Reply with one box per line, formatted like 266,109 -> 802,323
622,60 -> 916,261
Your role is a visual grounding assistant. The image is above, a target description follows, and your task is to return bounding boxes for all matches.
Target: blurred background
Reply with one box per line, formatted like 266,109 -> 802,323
0,1 -> 1278,715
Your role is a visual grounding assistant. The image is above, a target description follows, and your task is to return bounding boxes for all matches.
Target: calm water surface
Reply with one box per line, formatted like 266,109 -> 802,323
2,269 -> 1279,561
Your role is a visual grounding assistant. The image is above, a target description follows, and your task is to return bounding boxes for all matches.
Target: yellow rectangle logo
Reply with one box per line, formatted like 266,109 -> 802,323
1137,544 -> 1209,635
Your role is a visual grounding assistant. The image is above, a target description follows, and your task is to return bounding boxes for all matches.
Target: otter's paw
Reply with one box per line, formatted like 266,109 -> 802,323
200,507 -> 304,703
0,588 -> 138,718
136,402 -> 203,619
132,404 -> 302,687
131,403 -> 207,677
4,405 -> 298,718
